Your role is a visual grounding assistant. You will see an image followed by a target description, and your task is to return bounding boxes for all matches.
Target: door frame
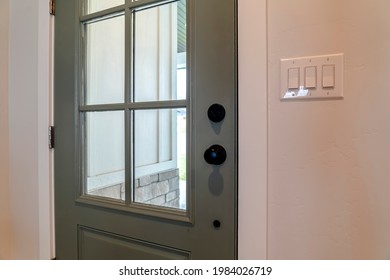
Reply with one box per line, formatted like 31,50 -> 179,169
16,0 -> 267,260
237,0 -> 267,259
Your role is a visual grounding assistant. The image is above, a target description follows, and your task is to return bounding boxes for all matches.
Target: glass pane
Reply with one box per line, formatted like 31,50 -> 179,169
85,111 -> 125,200
85,16 -> 124,105
133,109 -> 187,210
86,0 -> 124,14
133,0 -> 187,102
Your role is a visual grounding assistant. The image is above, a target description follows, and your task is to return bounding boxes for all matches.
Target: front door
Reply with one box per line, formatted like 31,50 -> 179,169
54,0 -> 237,259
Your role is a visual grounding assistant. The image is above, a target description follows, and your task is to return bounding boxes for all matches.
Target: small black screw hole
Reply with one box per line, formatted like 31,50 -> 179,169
213,220 -> 221,229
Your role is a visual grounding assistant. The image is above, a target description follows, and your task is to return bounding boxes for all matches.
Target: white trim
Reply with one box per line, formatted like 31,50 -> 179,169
37,0 -> 55,260
238,0 -> 268,259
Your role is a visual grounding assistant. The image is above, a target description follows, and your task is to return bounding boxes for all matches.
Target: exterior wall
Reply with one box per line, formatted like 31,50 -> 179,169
90,168 -> 181,209
135,169 -> 180,208
268,0 -> 390,259
0,0 -> 11,260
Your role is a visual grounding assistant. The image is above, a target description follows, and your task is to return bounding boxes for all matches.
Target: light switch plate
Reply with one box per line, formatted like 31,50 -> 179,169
280,53 -> 344,101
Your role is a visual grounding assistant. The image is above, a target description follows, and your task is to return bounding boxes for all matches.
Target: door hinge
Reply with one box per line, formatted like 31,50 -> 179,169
49,126 -> 55,149
49,0 -> 55,16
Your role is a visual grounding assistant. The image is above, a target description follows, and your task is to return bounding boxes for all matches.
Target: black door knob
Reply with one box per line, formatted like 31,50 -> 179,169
208,104 -> 226,123
204,145 -> 227,165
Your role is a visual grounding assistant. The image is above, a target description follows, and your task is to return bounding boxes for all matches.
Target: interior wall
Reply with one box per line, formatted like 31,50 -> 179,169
268,0 -> 390,259
0,0 -> 11,260
8,0 -> 40,259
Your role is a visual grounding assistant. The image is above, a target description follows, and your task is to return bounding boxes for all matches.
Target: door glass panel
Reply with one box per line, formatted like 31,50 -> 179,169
133,0 -> 187,102
86,0 -> 124,14
85,111 -> 125,200
133,108 -> 187,210
85,15 -> 124,105
80,0 -> 188,214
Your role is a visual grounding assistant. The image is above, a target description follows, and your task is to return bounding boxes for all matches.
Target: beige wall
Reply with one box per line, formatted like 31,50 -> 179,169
8,0 -> 40,259
268,0 -> 390,259
0,0 -> 11,260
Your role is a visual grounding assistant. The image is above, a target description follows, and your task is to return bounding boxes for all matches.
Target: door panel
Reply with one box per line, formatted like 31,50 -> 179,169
55,0 -> 237,259
78,226 -> 190,260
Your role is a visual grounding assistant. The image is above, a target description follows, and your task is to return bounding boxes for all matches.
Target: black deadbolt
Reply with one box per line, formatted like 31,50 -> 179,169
208,104 -> 226,123
204,145 -> 227,165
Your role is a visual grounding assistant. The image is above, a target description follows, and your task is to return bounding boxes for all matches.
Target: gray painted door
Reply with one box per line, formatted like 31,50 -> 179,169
54,0 -> 237,259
